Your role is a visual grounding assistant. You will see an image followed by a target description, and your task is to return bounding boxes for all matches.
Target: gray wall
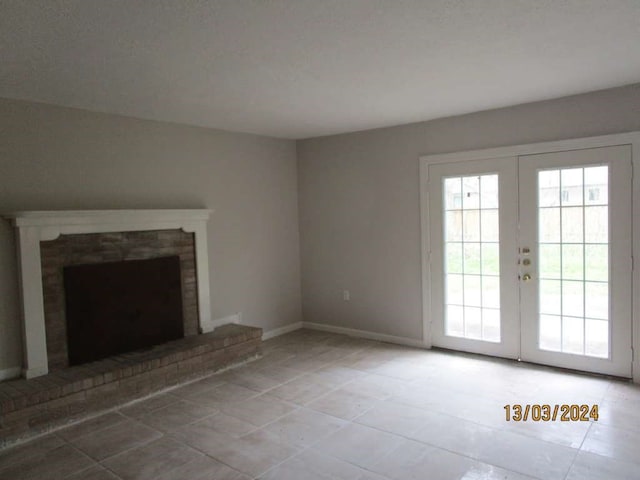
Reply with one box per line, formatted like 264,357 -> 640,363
0,98 -> 301,373
297,84 -> 640,340
3,83 -> 640,374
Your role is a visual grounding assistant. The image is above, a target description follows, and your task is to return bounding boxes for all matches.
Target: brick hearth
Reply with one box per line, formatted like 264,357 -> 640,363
0,324 -> 262,448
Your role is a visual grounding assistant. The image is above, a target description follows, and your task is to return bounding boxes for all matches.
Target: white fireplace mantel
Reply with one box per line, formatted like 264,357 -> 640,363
2,209 -> 212,379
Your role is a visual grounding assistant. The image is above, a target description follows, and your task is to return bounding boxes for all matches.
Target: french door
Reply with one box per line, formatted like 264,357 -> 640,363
428,145 -> 633,377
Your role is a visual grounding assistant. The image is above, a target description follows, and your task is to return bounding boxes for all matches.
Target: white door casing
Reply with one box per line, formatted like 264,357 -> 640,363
420,132 -> 640,382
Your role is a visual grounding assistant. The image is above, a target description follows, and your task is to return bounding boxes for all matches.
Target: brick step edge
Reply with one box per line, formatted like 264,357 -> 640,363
0,325 -> 261,414
0,332 -> 262,448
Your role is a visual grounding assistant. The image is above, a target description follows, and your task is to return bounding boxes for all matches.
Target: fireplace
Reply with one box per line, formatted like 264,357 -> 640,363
2,210 -> 212,378
40,229 -> 199,370
64,256 -> 185,365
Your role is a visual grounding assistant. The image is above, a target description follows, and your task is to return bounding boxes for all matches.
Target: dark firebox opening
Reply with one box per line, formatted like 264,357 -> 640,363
63,256 -> 184,366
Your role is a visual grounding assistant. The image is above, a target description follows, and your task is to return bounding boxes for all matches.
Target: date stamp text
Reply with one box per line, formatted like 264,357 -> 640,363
504,404 -> 599,422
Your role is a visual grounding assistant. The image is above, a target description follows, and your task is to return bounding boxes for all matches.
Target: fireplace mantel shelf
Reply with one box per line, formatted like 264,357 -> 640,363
4,209 -> 211,231
2,209 -> 212,379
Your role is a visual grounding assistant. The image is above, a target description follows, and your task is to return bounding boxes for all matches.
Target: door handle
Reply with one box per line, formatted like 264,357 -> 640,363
522,273 -> 532,282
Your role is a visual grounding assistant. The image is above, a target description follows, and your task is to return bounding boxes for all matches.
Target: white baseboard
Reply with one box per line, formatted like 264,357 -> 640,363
302,322 -> 427,349
262,322 -> 303,340
0,366 -> 21,382
201,312 -> 242,334
260,320 -> 427,348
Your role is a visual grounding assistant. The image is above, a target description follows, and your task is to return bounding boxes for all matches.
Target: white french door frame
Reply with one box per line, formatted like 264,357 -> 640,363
419,131 -> 640,383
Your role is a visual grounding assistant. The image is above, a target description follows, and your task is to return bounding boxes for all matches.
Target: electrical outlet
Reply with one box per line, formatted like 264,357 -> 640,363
343,290 -> 350,301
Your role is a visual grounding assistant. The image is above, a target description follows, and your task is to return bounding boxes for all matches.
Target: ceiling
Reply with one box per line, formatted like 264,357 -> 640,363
1,1 -> 639,139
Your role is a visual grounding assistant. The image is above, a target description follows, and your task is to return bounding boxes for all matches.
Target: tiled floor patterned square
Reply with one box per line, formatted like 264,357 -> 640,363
1,329 -> 639,480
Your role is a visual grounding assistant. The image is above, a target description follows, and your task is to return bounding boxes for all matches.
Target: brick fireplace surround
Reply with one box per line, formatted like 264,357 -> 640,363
41,229 -> 200,371
40,229 -> 198,371
0,210 -> 263,447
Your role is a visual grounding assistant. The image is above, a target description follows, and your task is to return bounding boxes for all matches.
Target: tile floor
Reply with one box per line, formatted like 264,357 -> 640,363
1,328 -> 639,480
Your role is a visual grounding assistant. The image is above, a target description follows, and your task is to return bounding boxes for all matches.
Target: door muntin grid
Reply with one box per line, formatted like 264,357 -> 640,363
537,166 -> 609,358
443,174 -> 500,342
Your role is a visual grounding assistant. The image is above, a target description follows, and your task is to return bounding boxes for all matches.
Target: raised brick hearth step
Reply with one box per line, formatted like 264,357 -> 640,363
0,324 -> 262,448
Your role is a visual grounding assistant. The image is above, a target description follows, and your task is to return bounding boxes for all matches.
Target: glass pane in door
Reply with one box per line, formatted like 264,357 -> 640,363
443,175 -> 500,342
537,166 -> 609,358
